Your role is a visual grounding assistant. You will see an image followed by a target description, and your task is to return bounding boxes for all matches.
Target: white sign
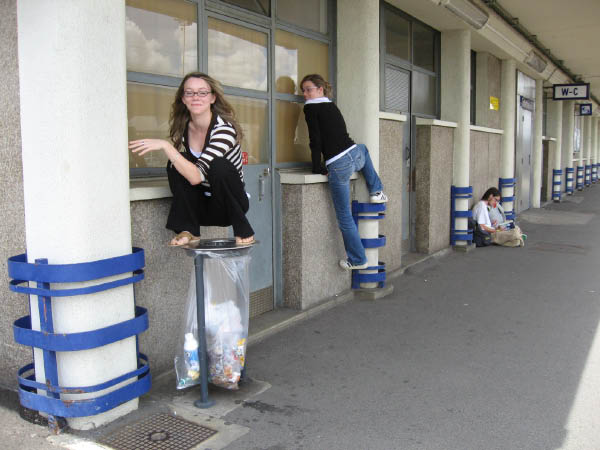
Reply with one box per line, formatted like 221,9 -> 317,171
553,83 -> 590,100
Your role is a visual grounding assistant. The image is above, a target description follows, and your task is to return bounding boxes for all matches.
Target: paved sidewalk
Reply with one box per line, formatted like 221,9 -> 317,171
2,188 -> 600,449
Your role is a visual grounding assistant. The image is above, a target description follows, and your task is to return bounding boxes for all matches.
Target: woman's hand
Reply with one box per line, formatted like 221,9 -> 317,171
129,139 -> 170,156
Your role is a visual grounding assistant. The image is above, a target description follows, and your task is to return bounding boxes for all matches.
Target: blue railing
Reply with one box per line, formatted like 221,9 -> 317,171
7,248 -> 150,421
552,169 -> 562,201
351,201 -> 387,289
450,186 -> 473,246
498,178 -> 516,220
566,167 -> 575,194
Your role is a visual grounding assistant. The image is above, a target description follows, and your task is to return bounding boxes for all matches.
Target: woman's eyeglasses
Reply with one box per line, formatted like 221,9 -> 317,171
183,90 -> 212,98
301,86 -> 319,93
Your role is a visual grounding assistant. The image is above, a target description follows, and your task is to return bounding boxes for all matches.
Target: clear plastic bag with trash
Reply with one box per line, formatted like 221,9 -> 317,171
175,251 -> 250,390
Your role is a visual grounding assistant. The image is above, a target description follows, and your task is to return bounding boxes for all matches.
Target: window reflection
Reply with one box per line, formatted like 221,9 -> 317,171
208,18 -> 268,91
413,22 -> 434,72
126,0 -> 197,77
221,0 -> 270,16
127,82 -> 175,169
275,29 -> 329,95
385,9 -> 410,61
276,0 -> 328,34
226,96 -> 269,165
276,101 -> 311,163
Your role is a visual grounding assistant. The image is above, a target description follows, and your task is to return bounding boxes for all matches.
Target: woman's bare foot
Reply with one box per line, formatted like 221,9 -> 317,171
168,231 -> 200,247
235,235 -> 255,245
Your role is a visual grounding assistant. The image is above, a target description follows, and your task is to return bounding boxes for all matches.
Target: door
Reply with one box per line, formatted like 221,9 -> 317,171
206,16 -> 274,317
516,95 -> 534,212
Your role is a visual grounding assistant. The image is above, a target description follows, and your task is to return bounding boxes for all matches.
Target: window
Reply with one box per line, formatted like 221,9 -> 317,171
574,112 -> 581,154
126,0 -> 334,175
380,3 -> 440,118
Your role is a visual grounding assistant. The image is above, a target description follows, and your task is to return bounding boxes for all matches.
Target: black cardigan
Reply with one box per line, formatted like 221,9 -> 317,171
303,101 -> 355,174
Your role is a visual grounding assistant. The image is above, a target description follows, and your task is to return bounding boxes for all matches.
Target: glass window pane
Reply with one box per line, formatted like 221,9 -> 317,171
226,96 -> 269,165
221,0 -> 270,16
276,100 -> 311,163
126,0 -> 197,77
384,9 -> 410,61
127,82 -> 175,169
276,0 -> 328,34
208,18 -> 268,91
574,114 -> 581,153
275,29 -> 329,95
412,71 -> 436,116
412,22 -> 434,72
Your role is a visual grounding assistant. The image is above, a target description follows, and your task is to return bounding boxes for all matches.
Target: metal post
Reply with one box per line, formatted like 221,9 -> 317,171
193,254 -> 215,408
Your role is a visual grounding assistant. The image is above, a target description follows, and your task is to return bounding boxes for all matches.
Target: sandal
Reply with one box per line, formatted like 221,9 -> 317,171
168,231 -> 201,247
235,236 -> 256,245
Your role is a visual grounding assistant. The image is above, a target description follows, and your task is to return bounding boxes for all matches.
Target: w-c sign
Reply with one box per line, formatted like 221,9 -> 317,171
553,83 -> 590,100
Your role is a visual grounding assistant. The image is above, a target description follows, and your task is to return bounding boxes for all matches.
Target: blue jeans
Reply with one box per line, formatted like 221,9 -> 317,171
327,144 -> 384,265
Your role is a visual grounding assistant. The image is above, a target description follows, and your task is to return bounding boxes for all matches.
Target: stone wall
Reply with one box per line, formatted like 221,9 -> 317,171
415,125 -> 454,254
281,183 -> 350,310
378,119 -> 403,271
0,0 -> 28,390
469,131 -> 502,204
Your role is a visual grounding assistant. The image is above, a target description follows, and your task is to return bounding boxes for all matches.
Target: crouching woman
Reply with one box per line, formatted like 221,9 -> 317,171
129,72 -> 254,246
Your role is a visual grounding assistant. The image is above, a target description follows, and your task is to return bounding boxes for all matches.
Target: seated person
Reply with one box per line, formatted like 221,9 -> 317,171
473,187 -> 524,247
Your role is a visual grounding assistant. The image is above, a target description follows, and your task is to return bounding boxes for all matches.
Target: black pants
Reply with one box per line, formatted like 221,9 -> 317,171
166,156 -> 254,239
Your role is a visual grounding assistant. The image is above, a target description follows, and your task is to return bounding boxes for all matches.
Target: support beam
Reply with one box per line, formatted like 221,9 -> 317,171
17,0 -> 137,429
532,79 -> 543,207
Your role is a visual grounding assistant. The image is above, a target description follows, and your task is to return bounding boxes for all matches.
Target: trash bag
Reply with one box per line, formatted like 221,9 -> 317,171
175,251 -> 250,390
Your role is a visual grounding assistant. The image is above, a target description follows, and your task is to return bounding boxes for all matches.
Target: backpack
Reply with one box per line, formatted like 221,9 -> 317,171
468,217 -> 492,247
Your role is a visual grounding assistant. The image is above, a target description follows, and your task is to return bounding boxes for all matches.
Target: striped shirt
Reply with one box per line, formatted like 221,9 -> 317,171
182,114 -> 244,187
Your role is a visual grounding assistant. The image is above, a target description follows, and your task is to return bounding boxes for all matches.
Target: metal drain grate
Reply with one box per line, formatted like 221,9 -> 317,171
98,413 -> 217,450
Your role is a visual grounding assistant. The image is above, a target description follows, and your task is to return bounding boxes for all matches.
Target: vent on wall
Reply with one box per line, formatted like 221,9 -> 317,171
525,50 -> 548,73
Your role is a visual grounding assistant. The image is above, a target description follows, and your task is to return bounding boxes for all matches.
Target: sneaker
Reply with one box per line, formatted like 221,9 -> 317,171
339,259 -> 368,270
370,191 -> 388,203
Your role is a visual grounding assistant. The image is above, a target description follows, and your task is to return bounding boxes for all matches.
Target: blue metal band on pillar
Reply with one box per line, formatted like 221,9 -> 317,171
576,166 -> 584,190
351,201 -> 387,289
7,248 -> 150,418
499,178 -> 516,220
450,186 -> 473,245
585,165 -> 591,186
592,164 -> 598,183
566,167 -> 575,194
552,169 -> 562,201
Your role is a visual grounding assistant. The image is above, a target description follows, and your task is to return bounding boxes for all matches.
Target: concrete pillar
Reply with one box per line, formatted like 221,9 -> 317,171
337,0 -> 379,282
17,1 -> 137,429
531,79 -> 543,207
441,30 -> 471,246
500,59 -> 517,212
562,100 -> 575,193
546,100 -> 563,199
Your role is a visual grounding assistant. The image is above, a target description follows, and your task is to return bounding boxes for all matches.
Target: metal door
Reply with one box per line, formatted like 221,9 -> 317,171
516,95 -> 534,212
384,64 -> 414,253
207,15 -> 274,317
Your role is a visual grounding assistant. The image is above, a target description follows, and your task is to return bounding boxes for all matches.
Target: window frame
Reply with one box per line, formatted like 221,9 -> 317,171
379,1 -> 440,120
127,0 -> 336,177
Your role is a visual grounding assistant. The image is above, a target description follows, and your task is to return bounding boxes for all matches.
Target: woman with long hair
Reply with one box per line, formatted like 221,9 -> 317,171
472,187 -> 525,247
129,72 -> 254,246
300,74 -> 388,270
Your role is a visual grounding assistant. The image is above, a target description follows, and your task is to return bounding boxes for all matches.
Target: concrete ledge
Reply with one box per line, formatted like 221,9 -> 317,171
416,118 -> 457,128
279,168 -> 358,184
453,243 -> 477,253
379,111 -> 407,122
130,178 -> 171,201
543,136 -> 557,142
470,125 -> 504,135
353,284 -> 394,301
